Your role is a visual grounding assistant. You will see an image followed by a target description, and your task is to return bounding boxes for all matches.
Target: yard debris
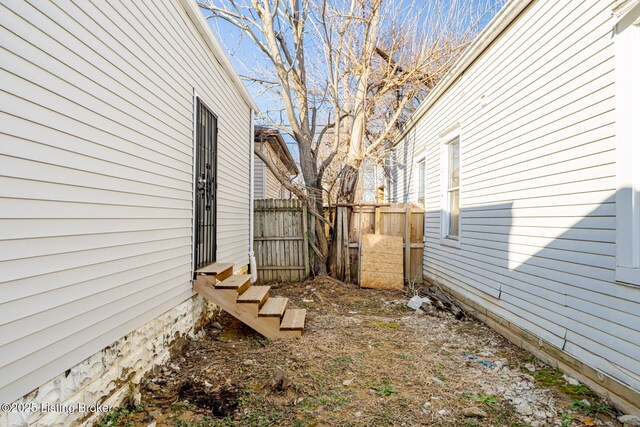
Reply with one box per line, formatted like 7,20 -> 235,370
462,407 -> 487,418
342,379 -> 353,386
619,415 -> 640,426
421,402 -> 432,415
562,374 -> 580,386
416,284 -> 467,319
407,295 -> 431,310
242,359 -> 254,366
271,366 -> 289,392
462,351 -> 495,369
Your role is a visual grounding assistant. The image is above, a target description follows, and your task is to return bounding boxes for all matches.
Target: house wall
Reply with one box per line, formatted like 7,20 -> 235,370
0,0 -> 251,410
254,154 -> 267,199
390,0 -> 640,410
254,142 -> 289,199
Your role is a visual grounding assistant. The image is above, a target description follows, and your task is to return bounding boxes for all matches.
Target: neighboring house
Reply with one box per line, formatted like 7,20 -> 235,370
254,126 -> 298,199
388,0 -> 640,414
0,1 -> 257,425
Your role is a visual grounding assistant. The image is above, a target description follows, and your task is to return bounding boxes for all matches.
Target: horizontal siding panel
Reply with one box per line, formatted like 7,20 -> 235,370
0,246 -> 191,309
0,228 -> 190,262
0,177 -> 192,210
0,237 -> 191,283
0,263 -> 190,346
0,218 -> 191,241
564,338 -> 640,391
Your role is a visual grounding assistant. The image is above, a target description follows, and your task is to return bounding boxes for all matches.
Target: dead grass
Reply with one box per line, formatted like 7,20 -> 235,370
104,278 -> 620,427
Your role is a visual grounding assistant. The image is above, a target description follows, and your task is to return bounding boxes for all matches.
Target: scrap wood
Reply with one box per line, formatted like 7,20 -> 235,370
421,284 -> 467,319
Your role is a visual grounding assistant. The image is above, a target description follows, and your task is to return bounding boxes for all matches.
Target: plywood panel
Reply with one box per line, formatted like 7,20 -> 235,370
360,234 -> 404,289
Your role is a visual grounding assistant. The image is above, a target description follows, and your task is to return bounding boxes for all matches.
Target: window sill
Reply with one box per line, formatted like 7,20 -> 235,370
615,266 -> 640,286
439,237 -> 461,249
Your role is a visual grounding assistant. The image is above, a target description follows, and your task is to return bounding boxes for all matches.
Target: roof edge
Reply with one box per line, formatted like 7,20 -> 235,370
179,0 -> 259,112
394,0 -> 533,145
255,126 -> 298,175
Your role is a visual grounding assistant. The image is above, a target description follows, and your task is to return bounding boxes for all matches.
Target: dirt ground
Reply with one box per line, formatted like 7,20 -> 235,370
98,278 -> 622,427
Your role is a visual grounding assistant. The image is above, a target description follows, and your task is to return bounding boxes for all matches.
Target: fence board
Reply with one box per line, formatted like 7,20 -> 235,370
254,199 -> 311,282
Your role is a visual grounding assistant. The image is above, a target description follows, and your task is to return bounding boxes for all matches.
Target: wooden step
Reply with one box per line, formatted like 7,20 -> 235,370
237,285 -> 270,306
216,274 -> 251,294
195,262 -> 233,281
280,308 -> 306,331
259,297 -> 288,318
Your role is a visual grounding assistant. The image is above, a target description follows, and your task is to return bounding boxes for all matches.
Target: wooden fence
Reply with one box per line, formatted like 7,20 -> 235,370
334,203 -> 424,285
253,199 -> 311,282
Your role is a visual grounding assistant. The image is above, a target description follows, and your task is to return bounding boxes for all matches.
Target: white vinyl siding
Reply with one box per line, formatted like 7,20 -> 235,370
254,153 -> 266,199
265,168 -> 283,199
0,0 -> 251,404
391,0 -> 640,395
253,142 -> 290,199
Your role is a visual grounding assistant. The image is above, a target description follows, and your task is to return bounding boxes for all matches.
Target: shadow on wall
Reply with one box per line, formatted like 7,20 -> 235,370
427,193 -> 640,395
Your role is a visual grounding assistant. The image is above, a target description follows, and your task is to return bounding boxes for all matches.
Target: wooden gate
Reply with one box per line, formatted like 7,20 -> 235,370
334,203 -> 424,285
254,199 -> 311,282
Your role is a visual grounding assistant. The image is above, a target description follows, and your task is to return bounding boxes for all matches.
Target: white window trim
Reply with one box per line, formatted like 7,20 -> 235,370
439,124 -> 462,249
416,157 -> 426,205
614,2 -> 640,286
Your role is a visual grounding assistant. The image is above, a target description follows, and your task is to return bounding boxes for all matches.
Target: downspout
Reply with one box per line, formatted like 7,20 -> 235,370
249,109 -> 258,283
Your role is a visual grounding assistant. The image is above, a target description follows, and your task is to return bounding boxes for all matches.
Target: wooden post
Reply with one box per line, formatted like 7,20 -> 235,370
336,206 -> 343,280
302,201 -> 310,279
374,206 -> 381,234
343,207 -> 350,283
357,205 -> 363,284
404,206 -> 411,283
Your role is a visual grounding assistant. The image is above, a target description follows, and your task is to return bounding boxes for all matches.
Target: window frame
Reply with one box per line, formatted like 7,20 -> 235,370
439,125 -> 462,248
416,157 -> 426,205
614,2 -> 640,286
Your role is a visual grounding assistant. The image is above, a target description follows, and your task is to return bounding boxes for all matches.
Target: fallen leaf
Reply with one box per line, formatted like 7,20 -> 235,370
578,416 -> 596,426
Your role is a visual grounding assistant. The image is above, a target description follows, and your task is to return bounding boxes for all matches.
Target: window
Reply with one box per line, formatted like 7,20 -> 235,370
445,139 -> 460,239
417,159 -> 425,205
614,1 -> 640,286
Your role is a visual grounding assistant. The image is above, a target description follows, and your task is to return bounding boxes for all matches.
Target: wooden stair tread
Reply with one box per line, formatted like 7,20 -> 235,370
196,262 -> 233,275
216,274 -> 251,293
280,308 -> 306,330
259,297 -> 288,317
237,285 -> 270,304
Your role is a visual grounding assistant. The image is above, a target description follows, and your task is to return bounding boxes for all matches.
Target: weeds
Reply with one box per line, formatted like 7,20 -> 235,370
570,399 -> 613,416
96,406 -> 138,427
373,381 -> 398,397
471,393 -> 498,405
560,413 -> 575,427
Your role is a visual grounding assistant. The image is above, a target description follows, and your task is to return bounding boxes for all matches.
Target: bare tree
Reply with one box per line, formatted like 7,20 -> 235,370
198,0 -> 501,276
